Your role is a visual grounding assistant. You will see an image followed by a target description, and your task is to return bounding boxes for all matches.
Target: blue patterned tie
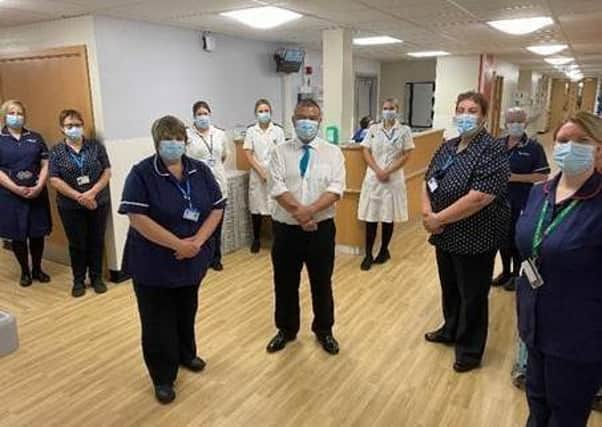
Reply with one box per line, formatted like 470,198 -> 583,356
299,144 -> 311,178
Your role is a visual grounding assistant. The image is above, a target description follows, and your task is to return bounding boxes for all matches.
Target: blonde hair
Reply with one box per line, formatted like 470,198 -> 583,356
0,99 -> 26,122
554,111 -> 602,143
383,98 -> 400,112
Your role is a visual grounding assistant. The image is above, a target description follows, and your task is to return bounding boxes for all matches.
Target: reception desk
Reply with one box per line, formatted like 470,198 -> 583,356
335,128 -> 444,251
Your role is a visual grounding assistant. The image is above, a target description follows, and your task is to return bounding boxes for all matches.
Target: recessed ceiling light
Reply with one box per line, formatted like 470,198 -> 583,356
526,44 -> 568,55
407,51 -> 450,57
487,16 -> 553,35
220,6 -> 302,30
353,36 -> 403,46
544,56 -> 574,65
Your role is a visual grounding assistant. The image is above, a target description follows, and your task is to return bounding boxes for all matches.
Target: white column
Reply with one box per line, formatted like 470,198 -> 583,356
322,28 -> 354,142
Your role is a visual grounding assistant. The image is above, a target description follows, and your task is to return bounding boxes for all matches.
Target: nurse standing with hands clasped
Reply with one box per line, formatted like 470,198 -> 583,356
186,100 -> 229,271
244,98 -> 285,253
358,98 -> 414,271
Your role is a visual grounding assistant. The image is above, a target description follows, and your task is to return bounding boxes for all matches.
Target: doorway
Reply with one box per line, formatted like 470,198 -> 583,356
354,75 -> 377,129
404,81 -> 435,128
488,75 -> 504,137
0,45 -> 96,264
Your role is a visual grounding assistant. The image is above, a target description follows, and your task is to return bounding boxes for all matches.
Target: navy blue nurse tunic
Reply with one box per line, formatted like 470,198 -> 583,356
0,127 -> 52,240
118,155 -> 225,288
515,173 -> 602,364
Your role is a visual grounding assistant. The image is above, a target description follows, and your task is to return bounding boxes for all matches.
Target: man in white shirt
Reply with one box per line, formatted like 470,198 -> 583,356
267,99 -> 346,355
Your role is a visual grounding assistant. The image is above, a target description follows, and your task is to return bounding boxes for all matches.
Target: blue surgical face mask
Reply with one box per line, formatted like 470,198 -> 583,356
158,140 -> 186,163
194,114 -> 211,130
454,114 -> 479,135
5,113 -> 24,129
553,141 -> 595,176
382,110 -> 397,122
257,112 -> 271,124
64,126 -> 83,140
295,119 -> 319,143
508,122 -> 526,137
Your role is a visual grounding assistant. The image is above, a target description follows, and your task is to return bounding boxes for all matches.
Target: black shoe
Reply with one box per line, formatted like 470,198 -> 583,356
316,334 -> 339,355
71,282 -> 86,298
211,261 -> 224,271
92,279 -> 108,294
503,276 -> 517,292
251,239 -> 260,253
360,255 -> 374,271
266,331 -> 295,353
374,250 -> 391,264
182,357 -> 206,372
424,328 -> 455,344
492,272 -> 512,288
453,360 -> 481,373
19,272 -> 32,287
154,384 -> 176,404
512,372 -> 526,390
32,269 -> 51,283
592,395 -> 602,412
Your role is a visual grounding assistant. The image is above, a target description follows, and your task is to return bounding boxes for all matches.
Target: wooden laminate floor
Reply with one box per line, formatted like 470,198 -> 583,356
2,217 -> 601,427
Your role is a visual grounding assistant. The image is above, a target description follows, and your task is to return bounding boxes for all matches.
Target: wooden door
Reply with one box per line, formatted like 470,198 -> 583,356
488,75 -> 504,137
549,79 -> 569,132
0,46 -> 95,264
580,78 -> 598,113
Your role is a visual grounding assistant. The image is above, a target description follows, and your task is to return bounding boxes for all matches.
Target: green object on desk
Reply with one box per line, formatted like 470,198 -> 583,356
325,125 -> 339,144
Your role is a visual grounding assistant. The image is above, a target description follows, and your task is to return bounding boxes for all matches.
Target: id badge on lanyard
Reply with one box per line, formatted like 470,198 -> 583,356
175,179 -> 200,222
199,132 -> 216,168
70,151 -> 90,186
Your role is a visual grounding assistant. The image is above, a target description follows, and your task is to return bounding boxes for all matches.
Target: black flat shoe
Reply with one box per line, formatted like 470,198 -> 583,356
503,276 -> 517,292
211,261 -> 224,271
19,272 -> 32,287
453,360 -> 481,373
32,270 -> 51,283
92,279 -> 108,294
154,384 -> 176,404
424,329 -> 455,344
266,331 -> 295,353
316,334 -> 339,355
182,357 -> 206,372
71,282 -> 86,298
492,273 -> 512,288
374,250 -> 391,264
360,256 -> 374,271
251,240 -> 260,253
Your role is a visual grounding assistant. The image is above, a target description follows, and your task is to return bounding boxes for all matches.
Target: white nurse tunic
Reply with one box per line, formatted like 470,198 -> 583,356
186,125 -> 229,198
243,122 -> 285,215
357,121 -> 415,223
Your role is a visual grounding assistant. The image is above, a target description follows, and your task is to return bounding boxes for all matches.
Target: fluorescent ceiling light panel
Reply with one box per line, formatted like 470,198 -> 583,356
407,51 -> 450,57
544,56 -> 574,65
526,44 -> 568,55
353,36 -> 403,46
220,6 -> 302,29
487,16 -> 553,35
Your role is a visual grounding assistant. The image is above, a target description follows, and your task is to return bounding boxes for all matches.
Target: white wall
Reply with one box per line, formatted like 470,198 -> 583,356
380,59 -> 436,118
433,55 -> 481,138
495,58 -> 520,127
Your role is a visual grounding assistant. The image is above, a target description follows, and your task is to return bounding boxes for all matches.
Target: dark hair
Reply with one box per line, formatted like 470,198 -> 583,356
192,100 -> 211,116
255,98 -> 272,113
359,116 -> 372,129
151,115 -> 187,149
294,98 -> 321,114
59,109 -> 84,126
455,91 -> 489,116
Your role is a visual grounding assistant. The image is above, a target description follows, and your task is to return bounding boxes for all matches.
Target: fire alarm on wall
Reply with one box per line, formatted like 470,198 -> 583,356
201,32 -> 216,52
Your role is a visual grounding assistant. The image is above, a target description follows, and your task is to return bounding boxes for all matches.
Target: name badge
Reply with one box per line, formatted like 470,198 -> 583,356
183,208 -> 200,222
77,175 -> 91,186
427,177 -> 439,193
521,258 -> 544,289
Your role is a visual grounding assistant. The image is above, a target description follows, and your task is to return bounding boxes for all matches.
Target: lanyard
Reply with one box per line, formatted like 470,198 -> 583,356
531,199 -> 580,259
69,151 -> 86,174
195,130 -> 214,157
173,179 -> 193,209
382,127 -> 397,143
434,154 -> 455,179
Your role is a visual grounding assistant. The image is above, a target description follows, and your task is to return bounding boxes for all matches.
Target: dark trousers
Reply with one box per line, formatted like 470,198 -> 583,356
133,282 -> 200,386
435,248 -> 496,364
213,218 -> 223,264
526,347 -> 602,427
58,204 -> 109,283
12,237 -> 45,274
271,219 -> 336,338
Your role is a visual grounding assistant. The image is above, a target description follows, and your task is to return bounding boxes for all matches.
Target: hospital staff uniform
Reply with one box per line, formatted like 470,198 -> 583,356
186,126 -> 228,267
358,121 -> 415,223
425,128 -> 510,365
0,126 -> 51,276
119,154 -> 225,387
269,136 -> 345,339
49,139 -> 111,286
243,122 -> 285,215
516,172 -> 602,427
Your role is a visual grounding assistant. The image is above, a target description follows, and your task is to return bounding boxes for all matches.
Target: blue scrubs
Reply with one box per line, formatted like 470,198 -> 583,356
0,127 -> 51,240
515,172 -> 602,426
118,154 -> 225,287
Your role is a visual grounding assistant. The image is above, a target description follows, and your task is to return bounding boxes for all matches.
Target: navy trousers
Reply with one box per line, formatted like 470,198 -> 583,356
526,346 -> 602,427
